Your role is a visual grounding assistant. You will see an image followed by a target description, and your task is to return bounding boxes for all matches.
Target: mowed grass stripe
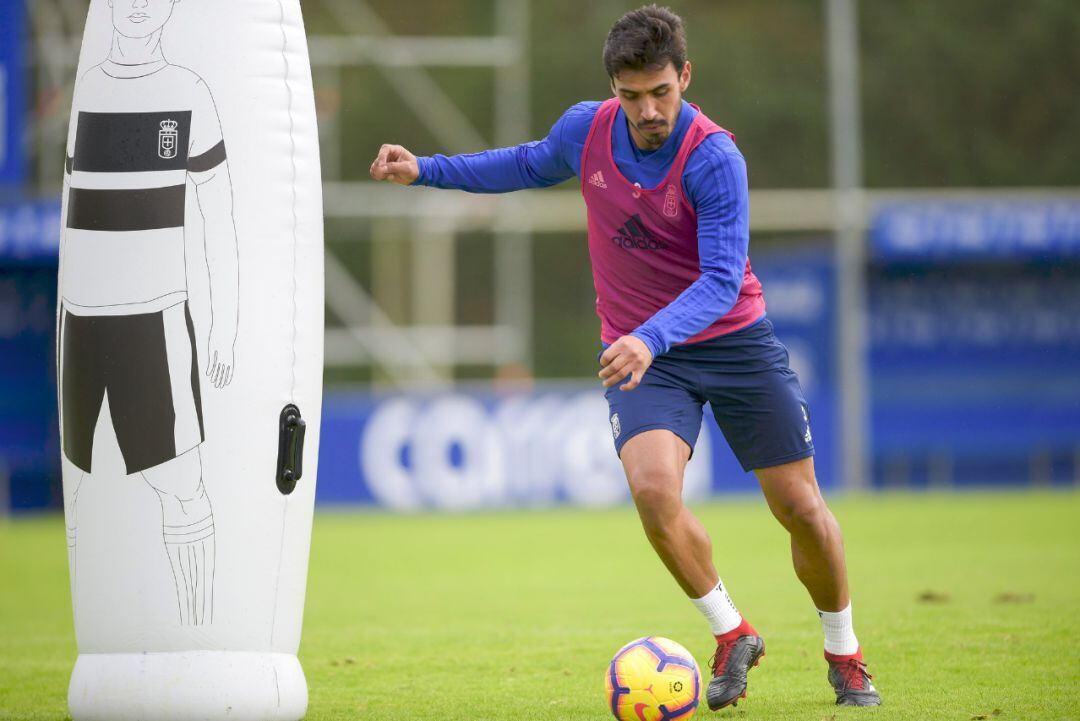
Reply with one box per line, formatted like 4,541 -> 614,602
2,491 -> 1078,720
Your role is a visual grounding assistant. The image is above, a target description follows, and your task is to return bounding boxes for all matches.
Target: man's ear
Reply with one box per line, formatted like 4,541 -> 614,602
680,61 -> 692,93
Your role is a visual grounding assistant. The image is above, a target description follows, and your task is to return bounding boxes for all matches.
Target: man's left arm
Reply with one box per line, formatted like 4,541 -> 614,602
599,136 -> 749,391
190,79 -> 238,389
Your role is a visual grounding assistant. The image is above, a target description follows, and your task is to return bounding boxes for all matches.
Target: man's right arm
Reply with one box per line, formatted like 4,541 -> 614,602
369,102 -> 598,193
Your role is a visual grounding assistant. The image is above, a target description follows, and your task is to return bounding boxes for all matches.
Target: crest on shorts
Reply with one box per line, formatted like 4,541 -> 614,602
158,119 -> 179,159
663,184 -> 679,218
610,413 -> 621,440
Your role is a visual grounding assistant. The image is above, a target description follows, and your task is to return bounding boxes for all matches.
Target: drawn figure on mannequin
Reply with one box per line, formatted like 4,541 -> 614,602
59,0 -> 238,626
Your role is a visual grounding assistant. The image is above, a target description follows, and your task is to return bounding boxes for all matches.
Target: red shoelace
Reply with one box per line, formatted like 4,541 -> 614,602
709,639 -> 737,676
836,658 -> 873,689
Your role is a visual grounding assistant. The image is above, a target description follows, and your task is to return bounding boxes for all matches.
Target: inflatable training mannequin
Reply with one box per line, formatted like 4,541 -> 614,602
57,1 -> 323,719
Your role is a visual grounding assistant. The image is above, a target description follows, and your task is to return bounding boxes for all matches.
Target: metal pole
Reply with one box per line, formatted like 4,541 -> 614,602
314,65 -> 343,182
493,0 -> 533,372
411,220 -> 456,382
826,0 -> 870,490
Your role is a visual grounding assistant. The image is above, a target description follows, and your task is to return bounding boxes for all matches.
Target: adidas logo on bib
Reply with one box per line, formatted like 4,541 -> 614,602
588,170 -> 608,189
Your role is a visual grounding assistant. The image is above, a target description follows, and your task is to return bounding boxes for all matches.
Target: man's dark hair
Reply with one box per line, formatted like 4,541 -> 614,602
602,5 -> 687,79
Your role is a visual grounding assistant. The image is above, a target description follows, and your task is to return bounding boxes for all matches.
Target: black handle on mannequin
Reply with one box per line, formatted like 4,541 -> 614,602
276,404 -> 306,495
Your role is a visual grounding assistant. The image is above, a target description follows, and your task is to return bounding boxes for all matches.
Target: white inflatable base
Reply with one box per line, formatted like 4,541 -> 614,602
68,651 -> 307,721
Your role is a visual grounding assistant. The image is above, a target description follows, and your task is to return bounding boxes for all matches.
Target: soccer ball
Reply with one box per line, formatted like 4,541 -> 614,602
604,636 -> 701,721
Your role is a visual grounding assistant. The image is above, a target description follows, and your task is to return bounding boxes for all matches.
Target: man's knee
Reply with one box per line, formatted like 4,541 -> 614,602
776,494 -> 829,532
757,459 -> 830,530
769,485 -> 838,539
627,466 -> 683,524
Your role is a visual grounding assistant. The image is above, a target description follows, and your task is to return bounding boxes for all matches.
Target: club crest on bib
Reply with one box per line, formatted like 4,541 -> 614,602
158,119 -> 179,159
663,183 -> 679,218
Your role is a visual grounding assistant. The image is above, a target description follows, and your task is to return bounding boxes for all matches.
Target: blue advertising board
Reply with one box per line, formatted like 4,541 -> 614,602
872,200 -> 1080,260
0,0 -> 26,186
0,198 -> 62,263
0,266 -> 60,510
869,261 -> 1080,487
0,194 -> 62,510
869,199 -> 1080,486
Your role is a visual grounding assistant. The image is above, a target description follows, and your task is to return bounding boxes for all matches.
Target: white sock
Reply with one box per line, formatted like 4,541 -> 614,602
818,602 -> 859,655
691,580 -> 743,636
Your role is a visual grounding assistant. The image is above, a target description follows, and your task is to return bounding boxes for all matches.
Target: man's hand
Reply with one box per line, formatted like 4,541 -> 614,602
599,335 -> 653,391
369,144 -> 419,185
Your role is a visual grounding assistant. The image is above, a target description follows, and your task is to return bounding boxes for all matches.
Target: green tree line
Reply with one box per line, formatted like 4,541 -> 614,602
310,0 -> 1080,188
303,0 -> 1079,381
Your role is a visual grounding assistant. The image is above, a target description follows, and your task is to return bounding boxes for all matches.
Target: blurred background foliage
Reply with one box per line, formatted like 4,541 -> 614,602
304,0 -> 1080,382
308,0 -> 1080,188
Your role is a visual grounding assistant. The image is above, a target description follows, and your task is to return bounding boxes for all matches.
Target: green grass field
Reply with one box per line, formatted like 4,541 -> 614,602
2,490 -> 1079,720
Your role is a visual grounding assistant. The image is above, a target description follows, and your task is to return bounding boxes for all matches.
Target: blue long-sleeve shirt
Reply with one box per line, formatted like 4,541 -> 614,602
414,99 -> 752,358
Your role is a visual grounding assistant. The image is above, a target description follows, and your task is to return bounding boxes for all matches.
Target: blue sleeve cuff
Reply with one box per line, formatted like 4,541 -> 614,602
412,156 -> 430,186
630,328 -> 667,360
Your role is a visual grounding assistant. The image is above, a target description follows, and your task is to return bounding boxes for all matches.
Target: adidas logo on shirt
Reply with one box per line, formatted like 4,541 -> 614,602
611,213 -> 668,251
588,170 -> 608,189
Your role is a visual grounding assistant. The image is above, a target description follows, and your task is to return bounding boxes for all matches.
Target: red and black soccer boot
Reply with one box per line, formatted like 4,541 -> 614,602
705,618 -> 765,711
825,648 -> 881,706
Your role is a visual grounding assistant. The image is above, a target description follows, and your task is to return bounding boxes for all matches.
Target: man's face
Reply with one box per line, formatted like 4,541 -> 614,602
611,61 -> 692,150
108,0 -> 178,39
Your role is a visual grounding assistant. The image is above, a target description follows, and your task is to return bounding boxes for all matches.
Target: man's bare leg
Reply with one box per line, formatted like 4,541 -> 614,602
755,457 -> 879,705
620,429 -> 762,710
141,447 -> 215,625
619,429 -> 717,596
754,457 -> 848,612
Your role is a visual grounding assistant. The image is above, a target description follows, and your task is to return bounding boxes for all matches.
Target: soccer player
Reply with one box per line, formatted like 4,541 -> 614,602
59,0 -> 237,626
370,4 -> 880,709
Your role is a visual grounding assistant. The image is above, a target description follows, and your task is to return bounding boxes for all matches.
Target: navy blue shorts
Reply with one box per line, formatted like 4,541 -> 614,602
602,316 -> 814,472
